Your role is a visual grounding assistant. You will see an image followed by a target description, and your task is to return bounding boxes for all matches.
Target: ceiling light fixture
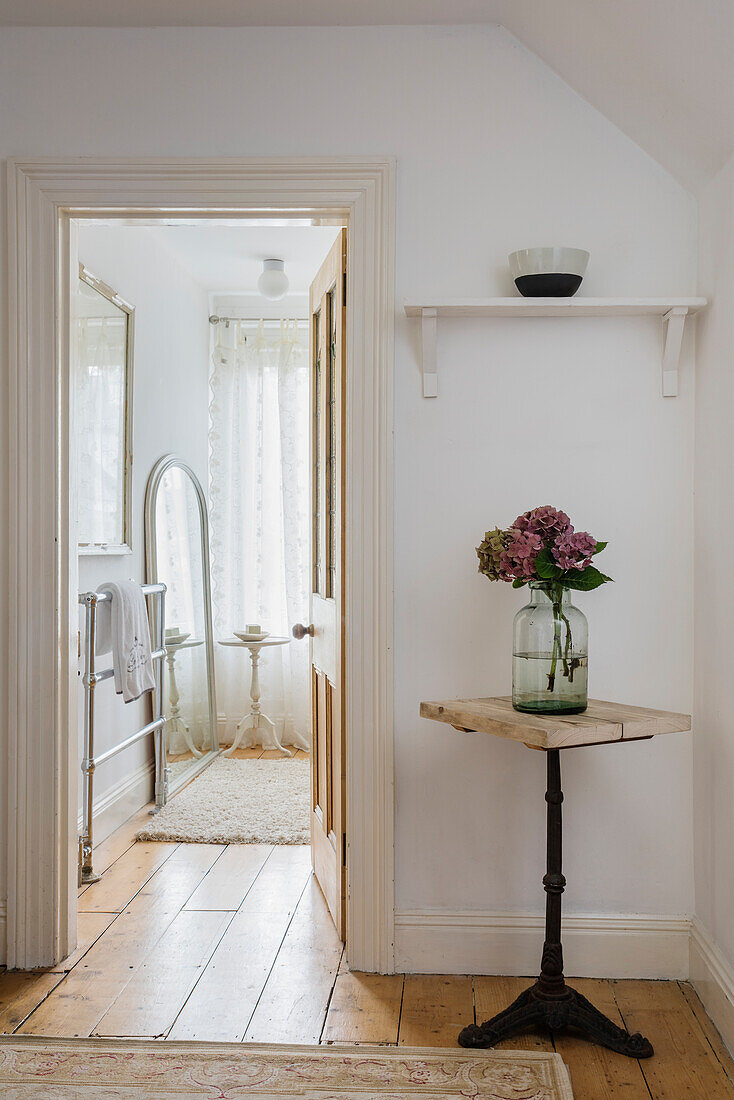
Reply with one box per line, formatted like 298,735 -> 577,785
257,258 -> 289,300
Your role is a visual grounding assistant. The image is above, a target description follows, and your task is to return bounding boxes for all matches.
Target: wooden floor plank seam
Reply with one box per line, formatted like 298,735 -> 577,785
97,908 -> 239,1039
608,980 -> 655,1099
234,874 -> 314,1043
394,973 -> 406,1047
90,850 -> 241,1039
164,856 -> 313,1042
317,943 -> 346,1044
159,907 -> 241,1037
678,980 -> 734,1087
78,841 -> 182,914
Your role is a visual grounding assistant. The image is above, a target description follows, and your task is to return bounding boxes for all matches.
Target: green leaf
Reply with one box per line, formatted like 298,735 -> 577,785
593,541 -> 608,555
512,578 -> 527,589
535,547 -> 562,580
562,566 -> 613,591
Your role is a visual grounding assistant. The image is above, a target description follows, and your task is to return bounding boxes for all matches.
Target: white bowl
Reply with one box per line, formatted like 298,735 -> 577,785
234,630 -> 270,642
508,247 -> 590,279
165,631 -> 191,647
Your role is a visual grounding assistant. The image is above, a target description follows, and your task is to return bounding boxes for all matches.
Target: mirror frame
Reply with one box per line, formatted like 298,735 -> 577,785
77,261 -> 135,555
144,454 -> 219,796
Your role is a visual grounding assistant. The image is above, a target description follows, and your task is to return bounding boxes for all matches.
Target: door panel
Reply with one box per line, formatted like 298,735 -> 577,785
308,230 -> 347,939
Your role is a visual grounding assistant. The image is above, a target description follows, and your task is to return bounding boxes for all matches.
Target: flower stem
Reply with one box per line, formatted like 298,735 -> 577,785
547,582 -> 573,692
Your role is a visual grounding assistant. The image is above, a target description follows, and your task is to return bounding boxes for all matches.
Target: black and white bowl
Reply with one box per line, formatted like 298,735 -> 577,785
508,247 -> 590,297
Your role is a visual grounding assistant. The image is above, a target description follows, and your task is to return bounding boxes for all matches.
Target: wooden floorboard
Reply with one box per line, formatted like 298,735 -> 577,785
78,841 -> 178,913
184,844 -> 273,911
168,906 -> 295,1041
49,913 -> 117,973
9,809 -> 734,1100
20,845 -> 222,1037
245,876 -> 344,1045
399,974 -> 474,1047
236,845 -> 312,916
679,981 -> 734,1087
0,972 -> 66,1034
322,970 -> 404,1045
613,979 -> 733,1099
95,909 -> 232,1037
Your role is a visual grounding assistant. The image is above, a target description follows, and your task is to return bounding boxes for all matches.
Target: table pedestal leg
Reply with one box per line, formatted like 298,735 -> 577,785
224,646 -> 293,757
166,650 -> 202,758
458,748 -> 654,1059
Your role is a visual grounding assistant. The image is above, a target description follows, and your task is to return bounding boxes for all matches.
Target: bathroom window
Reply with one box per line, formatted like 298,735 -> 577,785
75,263 -> 134,554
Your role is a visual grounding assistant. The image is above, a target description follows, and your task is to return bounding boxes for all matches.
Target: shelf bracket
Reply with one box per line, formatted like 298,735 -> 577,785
421,308 -> 438,397
662,307 -> 688,398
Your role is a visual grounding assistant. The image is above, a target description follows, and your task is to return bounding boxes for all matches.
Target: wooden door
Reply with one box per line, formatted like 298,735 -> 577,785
308,230 -> 347,938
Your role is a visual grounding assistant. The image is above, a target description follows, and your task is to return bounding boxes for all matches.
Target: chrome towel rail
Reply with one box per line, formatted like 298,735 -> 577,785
78,583 -> 167,884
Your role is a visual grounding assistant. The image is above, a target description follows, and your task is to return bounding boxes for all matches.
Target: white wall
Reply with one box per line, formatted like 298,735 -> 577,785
0,26 -> 698,970
75,225 -> 209,834
691,154 -> 734,1043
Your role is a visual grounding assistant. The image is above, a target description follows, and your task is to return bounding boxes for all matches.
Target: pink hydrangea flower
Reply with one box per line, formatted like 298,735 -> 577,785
552,530 -> 597,571
498,531 -> 544,580
512,505 -> 572,540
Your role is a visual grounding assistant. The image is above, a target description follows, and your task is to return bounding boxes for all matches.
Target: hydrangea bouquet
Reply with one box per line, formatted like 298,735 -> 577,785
477,506 -> 611,706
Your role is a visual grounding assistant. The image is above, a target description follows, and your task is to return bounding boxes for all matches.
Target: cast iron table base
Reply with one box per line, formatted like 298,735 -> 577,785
457,748 -> 654,1058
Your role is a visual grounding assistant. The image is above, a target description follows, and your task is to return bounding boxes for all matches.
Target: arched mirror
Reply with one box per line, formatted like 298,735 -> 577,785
145,455 -> 218,796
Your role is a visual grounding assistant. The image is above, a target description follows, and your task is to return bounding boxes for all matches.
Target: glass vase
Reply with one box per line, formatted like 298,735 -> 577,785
512,583 -> 588,714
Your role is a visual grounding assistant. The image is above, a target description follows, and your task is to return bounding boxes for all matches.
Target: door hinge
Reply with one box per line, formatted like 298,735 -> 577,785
342,832 -> 347,867
342,270 -> 347,303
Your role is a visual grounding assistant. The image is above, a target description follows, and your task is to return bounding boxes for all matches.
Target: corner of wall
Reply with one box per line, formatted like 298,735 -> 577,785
690,919 -> 734,1056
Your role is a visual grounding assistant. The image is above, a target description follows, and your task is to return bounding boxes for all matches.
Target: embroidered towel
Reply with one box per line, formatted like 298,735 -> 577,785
95,580 -> 156,703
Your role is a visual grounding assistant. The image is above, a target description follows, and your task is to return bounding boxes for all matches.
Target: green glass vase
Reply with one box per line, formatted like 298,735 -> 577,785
512,583 -> 588,714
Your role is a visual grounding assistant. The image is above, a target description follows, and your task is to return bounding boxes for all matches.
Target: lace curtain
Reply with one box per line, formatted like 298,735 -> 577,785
209,319 -> 311,749
76,314 -> 127,546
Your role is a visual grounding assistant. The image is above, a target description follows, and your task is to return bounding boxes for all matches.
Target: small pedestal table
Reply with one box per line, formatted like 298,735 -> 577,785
419,696 -> 691,1058
219,637 -> 309,757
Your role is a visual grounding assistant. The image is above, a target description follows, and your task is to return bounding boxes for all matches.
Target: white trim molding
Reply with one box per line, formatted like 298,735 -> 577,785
395,910 -> 691,979
690,919 -> 734,1055
5,156 -> 395,972
76,760 -> 155,849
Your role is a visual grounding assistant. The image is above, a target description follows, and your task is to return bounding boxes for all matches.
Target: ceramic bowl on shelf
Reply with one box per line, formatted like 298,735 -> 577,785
234,630 -> 270,642
508,247 -> 590,297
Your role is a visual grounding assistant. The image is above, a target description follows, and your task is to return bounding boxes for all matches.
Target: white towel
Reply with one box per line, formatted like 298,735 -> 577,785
95,580 -> 156,703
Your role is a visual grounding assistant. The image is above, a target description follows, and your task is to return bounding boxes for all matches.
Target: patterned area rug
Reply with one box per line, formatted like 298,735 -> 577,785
136,758 -> 310,845
0,1038 -> 573,1098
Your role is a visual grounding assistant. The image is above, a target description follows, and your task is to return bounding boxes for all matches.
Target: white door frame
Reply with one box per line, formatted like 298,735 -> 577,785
4,157 -> 395,972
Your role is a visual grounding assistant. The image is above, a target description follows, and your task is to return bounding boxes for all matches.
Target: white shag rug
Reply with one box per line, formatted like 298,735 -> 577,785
137,757 -> 310,845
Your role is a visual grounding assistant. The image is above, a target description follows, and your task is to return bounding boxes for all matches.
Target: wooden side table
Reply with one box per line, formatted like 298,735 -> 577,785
419,697 -> 691,1058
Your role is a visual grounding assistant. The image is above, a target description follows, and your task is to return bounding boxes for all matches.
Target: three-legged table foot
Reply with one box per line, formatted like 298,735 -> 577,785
458,980 -> 653,1058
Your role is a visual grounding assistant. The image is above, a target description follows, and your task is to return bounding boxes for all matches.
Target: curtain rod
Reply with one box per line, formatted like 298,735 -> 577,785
208,314 -> 307,327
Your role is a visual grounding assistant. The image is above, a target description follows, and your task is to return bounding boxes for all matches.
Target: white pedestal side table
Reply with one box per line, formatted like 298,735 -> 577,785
218,637 -> 309,757
164,639 -> 204,758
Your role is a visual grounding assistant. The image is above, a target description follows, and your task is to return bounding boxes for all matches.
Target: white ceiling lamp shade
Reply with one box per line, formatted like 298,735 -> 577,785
257,258 -> 289,300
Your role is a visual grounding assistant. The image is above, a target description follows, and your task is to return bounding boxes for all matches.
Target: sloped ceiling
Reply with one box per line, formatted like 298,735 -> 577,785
1,0 -> 732,191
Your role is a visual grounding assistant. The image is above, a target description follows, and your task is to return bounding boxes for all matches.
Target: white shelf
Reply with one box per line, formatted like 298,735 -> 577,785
404,297 -> 707,397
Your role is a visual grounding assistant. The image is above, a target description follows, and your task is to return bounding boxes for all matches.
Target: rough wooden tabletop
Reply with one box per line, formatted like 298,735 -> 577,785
419,697 -> 691,750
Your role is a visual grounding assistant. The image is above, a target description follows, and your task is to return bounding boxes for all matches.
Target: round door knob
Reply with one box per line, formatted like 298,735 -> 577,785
292,623 -> 315,639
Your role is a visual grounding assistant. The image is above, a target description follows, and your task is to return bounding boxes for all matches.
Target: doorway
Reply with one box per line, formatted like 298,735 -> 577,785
72,215 -> 347,934
4,157 -> 395,974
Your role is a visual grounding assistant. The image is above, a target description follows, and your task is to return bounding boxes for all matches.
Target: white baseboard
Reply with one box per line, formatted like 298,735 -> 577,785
77,760 -> 155,848
690,919 -> 734,1055
395,910 -> 690,979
